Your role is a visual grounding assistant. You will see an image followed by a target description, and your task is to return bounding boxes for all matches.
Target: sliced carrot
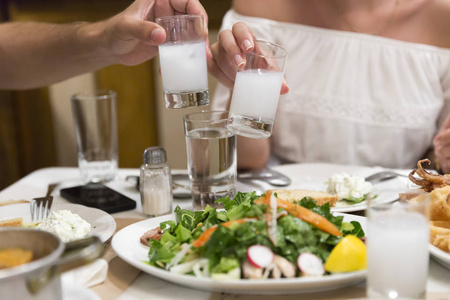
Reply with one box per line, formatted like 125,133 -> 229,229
255,193 -> 342,237
277,198 -> 342,237
192,218 -> 255,248
254,196 -> 266,204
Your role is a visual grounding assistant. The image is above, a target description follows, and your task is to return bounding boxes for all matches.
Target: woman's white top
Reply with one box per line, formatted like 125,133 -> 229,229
212,10 -> 450,169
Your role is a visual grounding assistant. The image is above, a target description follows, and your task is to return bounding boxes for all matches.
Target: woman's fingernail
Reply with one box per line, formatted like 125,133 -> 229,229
151,28 -> 164,43
242,39 -> 253,51
234,54 -> 245,68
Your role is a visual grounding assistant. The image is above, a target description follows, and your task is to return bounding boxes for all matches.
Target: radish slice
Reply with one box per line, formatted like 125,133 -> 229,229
247,245 -> 274,268
297,252 -> 325,276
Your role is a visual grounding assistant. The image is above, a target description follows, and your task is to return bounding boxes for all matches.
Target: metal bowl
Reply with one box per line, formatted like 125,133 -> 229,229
0,227 -> 103,300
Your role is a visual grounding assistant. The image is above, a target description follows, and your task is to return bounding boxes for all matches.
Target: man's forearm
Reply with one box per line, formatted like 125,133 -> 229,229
0,21 -> 114,89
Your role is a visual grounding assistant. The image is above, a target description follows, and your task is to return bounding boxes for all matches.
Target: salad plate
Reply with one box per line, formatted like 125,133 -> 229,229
112,212 -> 367,295
0,202 -> 116,242
429,245 -> 450,271
270,163 -> 411,213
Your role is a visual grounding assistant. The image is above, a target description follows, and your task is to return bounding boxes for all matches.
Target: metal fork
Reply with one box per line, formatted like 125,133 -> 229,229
30,183 -> 57,223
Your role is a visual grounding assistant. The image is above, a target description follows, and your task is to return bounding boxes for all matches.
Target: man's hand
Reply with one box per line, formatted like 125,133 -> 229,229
100,0 -> 209,66
434,114 -> 450,174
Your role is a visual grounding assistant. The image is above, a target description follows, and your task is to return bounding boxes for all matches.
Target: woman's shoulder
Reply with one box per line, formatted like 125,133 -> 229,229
415,0 -> 450,49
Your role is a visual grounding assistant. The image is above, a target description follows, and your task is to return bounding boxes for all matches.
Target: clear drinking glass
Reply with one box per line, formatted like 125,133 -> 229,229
183,111 -> 236,209
71,90 -> 118,184
366,194 -> 430,299
227,40 -> 287,139
156,15 -> 209,109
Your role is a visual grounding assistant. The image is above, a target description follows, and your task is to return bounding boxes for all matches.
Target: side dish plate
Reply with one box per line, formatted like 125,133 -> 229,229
0,203 -> 116,242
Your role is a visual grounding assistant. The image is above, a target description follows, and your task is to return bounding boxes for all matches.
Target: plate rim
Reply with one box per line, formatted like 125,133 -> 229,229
429,244 -> 450,270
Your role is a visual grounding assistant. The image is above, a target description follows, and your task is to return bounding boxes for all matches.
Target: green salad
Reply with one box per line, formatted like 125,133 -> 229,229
145,191 -> 365,279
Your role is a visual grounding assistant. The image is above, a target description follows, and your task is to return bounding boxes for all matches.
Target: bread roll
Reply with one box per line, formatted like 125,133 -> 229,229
270,189 -> 338,207
0,217 -> 23,227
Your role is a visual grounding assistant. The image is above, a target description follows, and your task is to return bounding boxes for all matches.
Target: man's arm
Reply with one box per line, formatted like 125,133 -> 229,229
0,22 -> 115,89
0,0 -> 208,90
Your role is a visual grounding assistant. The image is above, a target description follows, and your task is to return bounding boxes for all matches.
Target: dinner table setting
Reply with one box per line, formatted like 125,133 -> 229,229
1,12 -> 450,300
0,163 -> 450,300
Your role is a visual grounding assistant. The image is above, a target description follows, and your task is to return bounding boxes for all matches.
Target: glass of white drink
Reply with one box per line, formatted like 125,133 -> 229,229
156,15 -> 209,109
183,111 -> 236,209
227,40 -> 287,138
366,194 -> 430,299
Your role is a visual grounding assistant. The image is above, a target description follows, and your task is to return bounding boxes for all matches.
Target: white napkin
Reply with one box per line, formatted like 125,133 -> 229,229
61,259 -> 108,288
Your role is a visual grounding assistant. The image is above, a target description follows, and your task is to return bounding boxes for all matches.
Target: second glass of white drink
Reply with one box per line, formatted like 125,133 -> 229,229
227,40 -> 287,138
366,194 -> 430,299
156,15 -> 209,109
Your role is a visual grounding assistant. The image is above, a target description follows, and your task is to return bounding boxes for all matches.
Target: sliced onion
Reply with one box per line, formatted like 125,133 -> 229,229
268,193 -> 278,246
170,258 -> 207,274
192,258 -> 209,277
166,243 -> 192,270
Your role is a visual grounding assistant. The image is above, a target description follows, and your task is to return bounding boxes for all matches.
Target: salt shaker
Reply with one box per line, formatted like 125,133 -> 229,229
140,146 -> 173,216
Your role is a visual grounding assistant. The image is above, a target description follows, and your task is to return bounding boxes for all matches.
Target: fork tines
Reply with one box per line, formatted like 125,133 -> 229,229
30,196 -> 53,223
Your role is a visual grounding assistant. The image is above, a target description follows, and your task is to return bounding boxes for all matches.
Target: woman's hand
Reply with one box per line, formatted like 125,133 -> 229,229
434,114 -> 450,174
208,22 -> 289,94
100,0 -> 209,66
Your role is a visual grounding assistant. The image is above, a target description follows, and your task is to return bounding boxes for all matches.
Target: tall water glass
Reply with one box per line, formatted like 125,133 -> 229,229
71,90 -> 118,184
366,194 -> 430,299
156,15 -> 209,109
184,111 -> 236,209
227,40 -> 287,138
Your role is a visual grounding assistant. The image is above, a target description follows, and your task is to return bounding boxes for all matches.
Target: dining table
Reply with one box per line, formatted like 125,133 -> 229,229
1,166 -> 449,300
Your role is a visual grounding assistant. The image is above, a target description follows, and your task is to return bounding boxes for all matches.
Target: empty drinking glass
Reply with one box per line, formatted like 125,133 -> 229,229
71,90 -> 118,183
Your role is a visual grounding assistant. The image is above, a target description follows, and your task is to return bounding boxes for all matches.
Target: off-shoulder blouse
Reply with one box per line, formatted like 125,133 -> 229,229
212,10 -> 450,169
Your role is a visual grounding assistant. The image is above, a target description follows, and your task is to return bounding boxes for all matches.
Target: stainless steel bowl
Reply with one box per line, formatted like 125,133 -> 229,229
0,228 -> 103,300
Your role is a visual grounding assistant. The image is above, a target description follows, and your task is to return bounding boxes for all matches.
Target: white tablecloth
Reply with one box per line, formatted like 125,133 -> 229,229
1,167 -> 449,300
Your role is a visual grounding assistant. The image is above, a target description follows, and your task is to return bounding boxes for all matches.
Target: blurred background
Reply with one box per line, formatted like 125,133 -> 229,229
0,0 -> 232,190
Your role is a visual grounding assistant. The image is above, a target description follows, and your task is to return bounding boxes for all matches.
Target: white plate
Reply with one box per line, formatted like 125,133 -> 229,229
271,163 -> 410,213
112,213 -> 367,294
0,203 -> 116,242
429,244 -> 450,270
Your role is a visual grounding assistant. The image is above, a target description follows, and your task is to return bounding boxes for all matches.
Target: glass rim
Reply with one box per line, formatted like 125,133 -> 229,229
249,39 -> 287,59
71,90 -> 116,101
156,14 -> 204,23
183,110 -> 229,122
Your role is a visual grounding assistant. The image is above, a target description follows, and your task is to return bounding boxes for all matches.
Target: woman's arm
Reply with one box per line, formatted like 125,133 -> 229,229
237,136 -> 270,169
434,114 -> 450,174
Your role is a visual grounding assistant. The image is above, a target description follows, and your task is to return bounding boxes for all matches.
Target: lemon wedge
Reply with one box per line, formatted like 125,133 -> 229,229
324,235 -> 367,273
